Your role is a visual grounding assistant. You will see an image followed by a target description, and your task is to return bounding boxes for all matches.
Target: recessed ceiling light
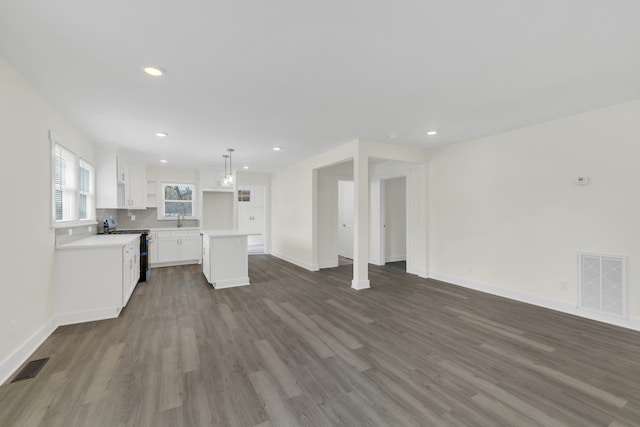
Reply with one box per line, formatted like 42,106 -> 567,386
427,130 -> 438,136
143,66 -> 165,77
273,147 -> 281,151
155,132 -> 168,137
243,166 -> 249,169
160,159 -> 168,163
389,133 -> 398,139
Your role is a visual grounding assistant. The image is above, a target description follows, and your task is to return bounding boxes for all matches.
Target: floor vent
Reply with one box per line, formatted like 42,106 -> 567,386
11,358 -> 50,383
578,252 -> 627,319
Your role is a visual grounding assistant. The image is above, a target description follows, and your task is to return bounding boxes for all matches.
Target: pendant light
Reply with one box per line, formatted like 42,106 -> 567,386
225,148 -> 235,186
222,154 -> 230,186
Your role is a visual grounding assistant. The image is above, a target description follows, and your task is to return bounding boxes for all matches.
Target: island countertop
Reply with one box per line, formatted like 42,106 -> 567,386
201,229 -> 257,237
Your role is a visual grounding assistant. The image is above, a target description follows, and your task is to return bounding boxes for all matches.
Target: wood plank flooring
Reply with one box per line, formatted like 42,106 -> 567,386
1,255 -> 640,426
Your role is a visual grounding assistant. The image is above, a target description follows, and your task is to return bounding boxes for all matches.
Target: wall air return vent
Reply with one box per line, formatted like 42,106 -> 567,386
578,252 -> 627,319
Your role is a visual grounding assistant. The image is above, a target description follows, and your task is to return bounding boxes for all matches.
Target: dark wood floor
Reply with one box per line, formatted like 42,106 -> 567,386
2,255 -> 640,426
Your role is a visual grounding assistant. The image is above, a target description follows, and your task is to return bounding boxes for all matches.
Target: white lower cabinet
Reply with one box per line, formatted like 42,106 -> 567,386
123,240 -> 139,306
202,236 -> 211,282
157,236 -> 181,263
56,235 -> 140,325
153,229 -> 202,265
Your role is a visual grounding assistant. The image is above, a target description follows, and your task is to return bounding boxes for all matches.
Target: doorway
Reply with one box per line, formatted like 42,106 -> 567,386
202,191 -> 234,229
382,177 -> 407,270
337,180 -> 354,260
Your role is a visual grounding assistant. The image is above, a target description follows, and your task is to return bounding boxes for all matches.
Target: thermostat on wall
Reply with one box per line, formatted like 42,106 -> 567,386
576,176 -> 589,185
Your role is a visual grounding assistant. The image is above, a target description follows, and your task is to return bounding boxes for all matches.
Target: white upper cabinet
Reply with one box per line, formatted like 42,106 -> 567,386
126,164 -> 147,209
95,144 -> 146,209
95,144 -> 125,209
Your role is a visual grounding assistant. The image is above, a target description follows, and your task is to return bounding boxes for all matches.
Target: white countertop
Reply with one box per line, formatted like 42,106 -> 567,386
201,229 -> 257,237
150,227 -> 201,232
56,234 -> 140,249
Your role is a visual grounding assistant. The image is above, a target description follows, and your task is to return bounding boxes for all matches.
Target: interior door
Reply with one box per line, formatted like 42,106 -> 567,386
338,180 -> 354,259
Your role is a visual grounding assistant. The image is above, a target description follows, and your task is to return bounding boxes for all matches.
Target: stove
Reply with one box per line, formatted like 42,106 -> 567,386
105,219 -> 150,282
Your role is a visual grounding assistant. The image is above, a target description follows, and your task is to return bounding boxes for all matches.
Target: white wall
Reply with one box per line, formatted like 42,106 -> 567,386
0,56 -> 95,380
271,140 -> 429,278
146,166 -> 199,185
271,142 -> 358,270
384,177 -> 407,262
428,98 -> 640,328
317,161 -> 354,268
202,192 -> 234,229
369,160 -> 428,276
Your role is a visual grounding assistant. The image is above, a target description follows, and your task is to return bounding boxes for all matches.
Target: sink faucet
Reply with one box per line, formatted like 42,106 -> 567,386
177,214 -> 185,228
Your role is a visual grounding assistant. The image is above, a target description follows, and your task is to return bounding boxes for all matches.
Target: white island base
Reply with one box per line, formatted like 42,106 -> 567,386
202,230 -> 252,289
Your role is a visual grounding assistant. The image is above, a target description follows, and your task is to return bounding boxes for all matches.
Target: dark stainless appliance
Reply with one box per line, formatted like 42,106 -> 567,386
108,228 -> 150,283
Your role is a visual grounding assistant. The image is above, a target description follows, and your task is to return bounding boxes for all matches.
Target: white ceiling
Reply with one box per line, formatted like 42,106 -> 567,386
1,0 -> 639,173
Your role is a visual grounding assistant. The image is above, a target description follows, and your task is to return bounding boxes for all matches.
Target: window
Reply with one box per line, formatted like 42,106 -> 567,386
162,183 -> 194,217
51,133 -> 95,225
79,159 -> 95,220
237,189 -> 251,202
53,144 -> 76,222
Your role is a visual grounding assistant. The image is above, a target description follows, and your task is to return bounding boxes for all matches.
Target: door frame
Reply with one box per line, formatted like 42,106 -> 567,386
379,175 -> 409,268
336,177 -> 354,260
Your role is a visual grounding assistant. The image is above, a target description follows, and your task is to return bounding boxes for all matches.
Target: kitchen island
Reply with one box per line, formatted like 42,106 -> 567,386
201,230 -> 253,289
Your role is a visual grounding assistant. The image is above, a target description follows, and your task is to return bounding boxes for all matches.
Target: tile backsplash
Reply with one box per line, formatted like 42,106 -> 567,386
56,208 -> 200,246
96,208 -> 199,231
55,224 -> 98,246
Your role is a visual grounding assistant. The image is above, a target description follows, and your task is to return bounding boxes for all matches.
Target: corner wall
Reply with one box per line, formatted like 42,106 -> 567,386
317,161 -> 354,268
270,142 -> 358,270
428,98 -> 640,328
0,56 -> 95,382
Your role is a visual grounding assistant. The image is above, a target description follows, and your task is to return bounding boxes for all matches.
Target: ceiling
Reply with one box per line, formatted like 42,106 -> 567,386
1,0 -> 639,173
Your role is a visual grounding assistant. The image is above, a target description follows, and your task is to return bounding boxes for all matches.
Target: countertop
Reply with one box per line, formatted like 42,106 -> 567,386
56,234 -> 140,249
201,229 -> 258,237
149,227 -> 201,232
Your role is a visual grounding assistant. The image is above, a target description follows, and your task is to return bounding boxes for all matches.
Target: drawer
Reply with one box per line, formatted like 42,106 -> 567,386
157,231 -> 172,238
123,243 -> 137,256
188,230 -> 201,237
172,230 -> 188,237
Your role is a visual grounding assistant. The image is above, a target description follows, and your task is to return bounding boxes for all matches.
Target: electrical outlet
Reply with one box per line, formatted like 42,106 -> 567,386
88,226 -> 92,232
131,214 -> 136,221
68,229 -> 73,236
560,281 -> 568,291
9,319 -> 16,336
467,265 -> 474,273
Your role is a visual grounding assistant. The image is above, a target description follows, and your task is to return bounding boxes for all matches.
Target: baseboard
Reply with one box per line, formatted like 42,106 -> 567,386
429,272 -> 640,332
351,279 -> 371,290
0,317 -> 58,385
407,267 -> 428,279
150,259 -> 200,268
319,260 -> 339,269
212,277 -> 251,289
385,255 -> 407,263
56,307 -> 120,327
271,252 -> 319,272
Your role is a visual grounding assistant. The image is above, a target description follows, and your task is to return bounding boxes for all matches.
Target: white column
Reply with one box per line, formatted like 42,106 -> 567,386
351,148 -> 370,290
